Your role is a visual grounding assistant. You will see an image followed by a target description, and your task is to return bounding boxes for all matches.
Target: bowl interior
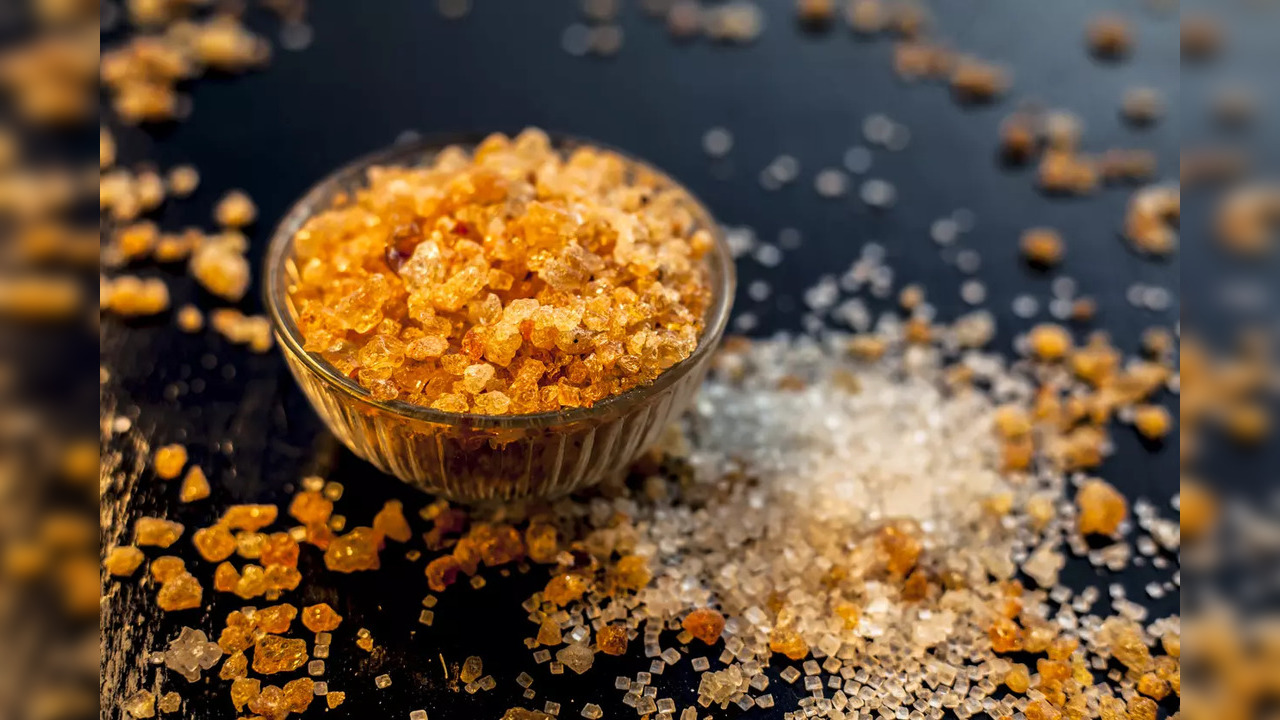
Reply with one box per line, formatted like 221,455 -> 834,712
264,133 -> 736,430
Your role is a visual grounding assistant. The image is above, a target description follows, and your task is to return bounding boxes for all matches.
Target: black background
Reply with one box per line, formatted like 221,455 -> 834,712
100,0 -> 1223,717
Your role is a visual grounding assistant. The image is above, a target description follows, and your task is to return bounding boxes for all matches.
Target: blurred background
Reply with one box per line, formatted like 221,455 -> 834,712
0,0 -> 1269,717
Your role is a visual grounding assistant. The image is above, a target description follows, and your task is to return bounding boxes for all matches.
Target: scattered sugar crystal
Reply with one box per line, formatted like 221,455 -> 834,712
410,711 -> 428,720
754,243 -> 783,267
555,643 -> 595,674
478,675 -> 497,691
844,146 -> 873,174
460,657 -> 483,684
155,692 -> 181,714
123,690 -> 155,718
860,179 -> 896,207
312,681 -> 327,696
581,702 -> 603,718
517,672 -> 534,688
781,667 -> 801,684
815,168 -> 850,198
164,627 -> 223,682
960,280 -> 986,305
532,649 -> 552,664
308,660 -> 324,676
419,609 -> 435,626
863,114 -> 894,144
1012,294 -> 1039,318
691,657 -> 710,671
955,249 -> 981,273
703,128 -> 733,157
374,674 -> 392,689
649,659 -> 665,674
549,662 -> 565,675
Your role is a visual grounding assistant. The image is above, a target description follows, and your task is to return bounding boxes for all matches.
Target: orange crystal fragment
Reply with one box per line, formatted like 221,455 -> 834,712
255,604 -> 297,634
612,555 -> 651,591
1128,697 -> 1158,720
213,561 -> 239,593
288,490 -> 333,527
135,517 -> 184,547
596,624 -> 628,656
1137,672 -> 1170,700
543,573 -> 590,606
192,524 -> 236,562
326,691 -> 346,709
1004,663 -> 1030,693
219,651 -> 248,680
178,466 -> 211,502
247,685 -> 287,720
425,555 -> 461,592
1028,324 -> 1073,361
524,523 -> 559,564
475,523 -> 524,566
537,618 -> 563,646
301,603 -> 343,632
104,545 -> 145,576
264,564 -> 301,593
260,532 -> 300,568
156,572 -> 202,611
218,611 -> 256,653
282,677 -> 314,713
768,627 -> 809,660
989,617 -> 1023,653
372,500 -> 412,543
230,677 -> 260,711
221,504 -> 278,532
1076,479 -> 1128,535
682,608 -> 726,645
236,531 -> 268,559
876,522 -> 921,577
234,564 -> 268,599
251,635 -> 308,674
152,444 -> 187,479
148,555 -> 185,582
324,527 -> 382,572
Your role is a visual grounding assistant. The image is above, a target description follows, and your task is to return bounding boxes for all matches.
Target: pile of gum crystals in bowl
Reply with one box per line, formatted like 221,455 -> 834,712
287,128 -> 715,415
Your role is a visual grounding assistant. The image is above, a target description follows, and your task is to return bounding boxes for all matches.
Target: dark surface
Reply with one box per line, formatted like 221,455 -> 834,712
98,0 -> 1204,717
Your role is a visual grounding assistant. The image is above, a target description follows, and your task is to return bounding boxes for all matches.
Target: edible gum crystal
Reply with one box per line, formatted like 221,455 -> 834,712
286,128 -> 713,415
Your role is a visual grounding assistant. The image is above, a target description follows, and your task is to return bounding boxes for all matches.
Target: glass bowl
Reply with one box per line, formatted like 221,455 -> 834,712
264,134 -> 735,502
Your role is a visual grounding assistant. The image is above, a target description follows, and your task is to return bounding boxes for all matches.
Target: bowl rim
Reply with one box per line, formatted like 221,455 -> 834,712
263,131 -> 736,430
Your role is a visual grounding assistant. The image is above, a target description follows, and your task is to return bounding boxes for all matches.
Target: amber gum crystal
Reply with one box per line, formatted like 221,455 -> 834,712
264,132 -> 734,501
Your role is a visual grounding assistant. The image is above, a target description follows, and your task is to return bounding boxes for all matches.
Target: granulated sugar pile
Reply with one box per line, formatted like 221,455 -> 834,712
514,331 -> 1178,719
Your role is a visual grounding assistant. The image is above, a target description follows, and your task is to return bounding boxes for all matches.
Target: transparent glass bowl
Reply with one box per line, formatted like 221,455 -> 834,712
264,134 -> 735,502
